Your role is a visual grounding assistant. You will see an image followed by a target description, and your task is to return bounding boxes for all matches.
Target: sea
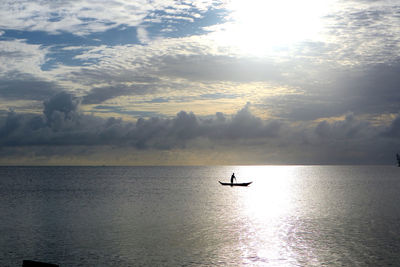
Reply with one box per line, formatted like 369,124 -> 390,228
1,165 -> 400,266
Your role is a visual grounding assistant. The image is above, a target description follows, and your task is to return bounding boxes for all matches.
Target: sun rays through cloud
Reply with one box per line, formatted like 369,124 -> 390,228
210,0 -> 335,56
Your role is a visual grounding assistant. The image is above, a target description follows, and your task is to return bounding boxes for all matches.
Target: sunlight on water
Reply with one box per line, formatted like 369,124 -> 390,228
239,166 -> 295,219
2,166 -> 400,266
232,166 -> 302,266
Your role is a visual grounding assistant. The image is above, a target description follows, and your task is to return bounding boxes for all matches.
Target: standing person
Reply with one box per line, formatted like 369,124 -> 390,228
231,173 -> 236,183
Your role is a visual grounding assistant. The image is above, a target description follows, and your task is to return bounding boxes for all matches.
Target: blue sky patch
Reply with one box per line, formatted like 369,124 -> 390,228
143,7 -> 226,39
0,6 -> 224,71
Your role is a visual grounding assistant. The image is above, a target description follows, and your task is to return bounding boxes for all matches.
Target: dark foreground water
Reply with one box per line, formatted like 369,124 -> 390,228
1,166 -> 400,266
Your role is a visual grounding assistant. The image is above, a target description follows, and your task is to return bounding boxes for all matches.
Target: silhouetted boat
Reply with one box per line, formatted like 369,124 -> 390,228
23,260 -> 59,267
219,181 -> 252,186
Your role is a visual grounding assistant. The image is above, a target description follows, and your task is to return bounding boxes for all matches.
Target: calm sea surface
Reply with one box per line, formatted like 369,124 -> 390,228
1,166 -> 400,266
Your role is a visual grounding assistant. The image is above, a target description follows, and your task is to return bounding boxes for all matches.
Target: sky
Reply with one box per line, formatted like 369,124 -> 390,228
0,0 -> 399,165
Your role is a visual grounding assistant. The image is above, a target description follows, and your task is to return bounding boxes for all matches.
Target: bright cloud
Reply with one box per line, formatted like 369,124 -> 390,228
0,40 -> 47,75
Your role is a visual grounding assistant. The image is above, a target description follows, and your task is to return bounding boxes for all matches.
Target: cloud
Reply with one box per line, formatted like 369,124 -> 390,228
1,92 -> 399,164
335,63 -> 400,115
0,95 -> 280,149
43,92 -> 80,127
314,113 -> 372,139
0,40 -> 47,75
0,0 -> 221,35
261,60 -> 400,121
382,115 -> 400,138
324,1 -> 400,65
137,26 -> 151,44
0,72 -> 61,101
50,38 -> 292,103
0,40 -> 60,102
156,54 -> 283,82
1,0 -> 400,130
82,84 -> 155,104
41,19 -> 399,120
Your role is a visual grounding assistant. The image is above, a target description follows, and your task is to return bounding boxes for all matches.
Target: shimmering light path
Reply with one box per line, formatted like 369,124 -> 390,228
1,166 -> 400,266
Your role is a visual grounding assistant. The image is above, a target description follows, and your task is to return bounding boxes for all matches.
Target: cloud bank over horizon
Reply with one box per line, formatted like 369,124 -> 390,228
0,92 -> 399,165
0,0 -> 399,164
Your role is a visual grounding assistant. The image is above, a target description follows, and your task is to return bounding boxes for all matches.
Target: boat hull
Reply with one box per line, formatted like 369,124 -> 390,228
219,181 -> 252,186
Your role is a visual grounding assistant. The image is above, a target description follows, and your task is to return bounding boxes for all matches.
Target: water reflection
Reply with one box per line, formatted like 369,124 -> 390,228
3,166 -> 398,266
233,166 -> 307,266
239,166 -> 295,219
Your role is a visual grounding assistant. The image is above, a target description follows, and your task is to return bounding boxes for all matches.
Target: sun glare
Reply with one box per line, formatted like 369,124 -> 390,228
234,166 -> 301,264
240,166 -> 295,219
213,0 -> 334,56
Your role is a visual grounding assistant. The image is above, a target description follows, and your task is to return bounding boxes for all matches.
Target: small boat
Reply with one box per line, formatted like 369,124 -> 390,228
219,181 -> 252,186
23,260 -> 59,267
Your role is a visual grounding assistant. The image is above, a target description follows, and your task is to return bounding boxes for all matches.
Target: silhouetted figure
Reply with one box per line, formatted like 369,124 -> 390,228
397,153 -> 400,167
231,173 -> 236,183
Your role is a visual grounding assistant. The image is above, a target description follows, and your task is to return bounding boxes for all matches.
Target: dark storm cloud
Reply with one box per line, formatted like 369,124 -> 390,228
353,63 -> 400,113
0,93 -> 282,149
212,103 -> 282,139
0,72 -> 60,100
43,91 -> 81,129
265,61 -> 400,121
314,113 -> 373,140
306,113 -> 400,164
1,92 -> 399,164
382,115 -> 400,138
